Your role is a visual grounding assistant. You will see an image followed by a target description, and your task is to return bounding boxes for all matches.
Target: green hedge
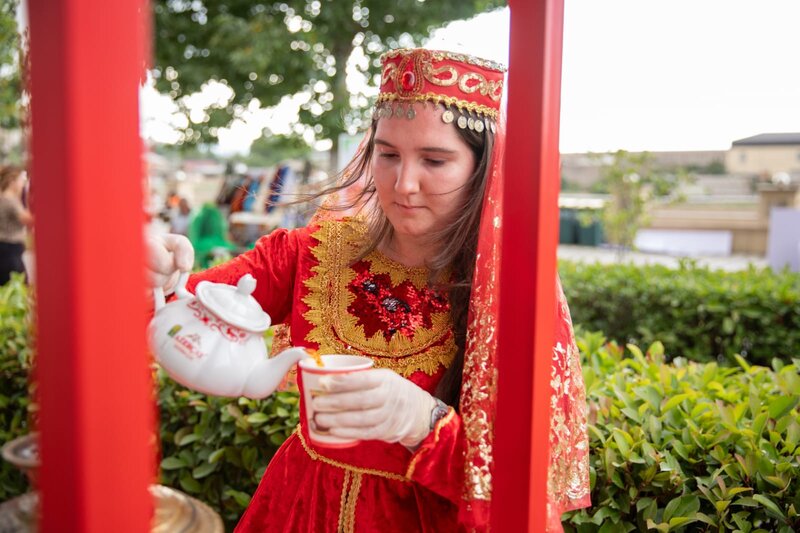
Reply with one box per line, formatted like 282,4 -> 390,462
559,260 -> 800,366
0,274 -> 34,501
3,274 -> 799,531
564,329 -> 800,532
157,374 -> 296,528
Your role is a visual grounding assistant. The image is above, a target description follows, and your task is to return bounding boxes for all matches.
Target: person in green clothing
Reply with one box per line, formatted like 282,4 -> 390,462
187,203 -> 238,268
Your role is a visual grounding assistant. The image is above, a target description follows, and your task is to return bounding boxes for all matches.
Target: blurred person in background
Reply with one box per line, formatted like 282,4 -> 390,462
0,165 -> 33,284
187,202 -> 237,268
170,197 -> 193,235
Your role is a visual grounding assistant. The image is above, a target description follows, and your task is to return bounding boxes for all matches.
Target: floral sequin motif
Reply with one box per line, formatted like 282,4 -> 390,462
303,219 -> 457,377
348,264 -> 449,341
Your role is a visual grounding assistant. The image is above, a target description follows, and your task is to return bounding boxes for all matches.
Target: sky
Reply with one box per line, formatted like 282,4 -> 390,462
140,0 -> 800,155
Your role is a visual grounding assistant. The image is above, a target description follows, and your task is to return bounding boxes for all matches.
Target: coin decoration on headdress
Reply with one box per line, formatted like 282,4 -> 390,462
375,48 -> 506,130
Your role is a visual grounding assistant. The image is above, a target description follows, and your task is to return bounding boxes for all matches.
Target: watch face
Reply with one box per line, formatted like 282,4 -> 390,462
430,402 -> 450,430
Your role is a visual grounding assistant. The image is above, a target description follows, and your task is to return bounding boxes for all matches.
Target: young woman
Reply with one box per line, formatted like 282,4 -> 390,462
148,48 -> 590,532
0,165 -> 33,285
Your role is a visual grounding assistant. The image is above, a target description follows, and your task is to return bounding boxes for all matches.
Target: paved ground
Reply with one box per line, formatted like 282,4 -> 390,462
558,244 -> 768,271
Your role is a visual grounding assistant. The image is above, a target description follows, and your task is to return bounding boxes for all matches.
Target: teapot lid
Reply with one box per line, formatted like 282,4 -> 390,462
195,274 -> 271,332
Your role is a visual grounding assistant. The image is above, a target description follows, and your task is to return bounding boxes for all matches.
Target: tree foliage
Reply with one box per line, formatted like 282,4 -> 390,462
152,0 -> 505,155
594,150 -> 684,252
0,0 -> 22,130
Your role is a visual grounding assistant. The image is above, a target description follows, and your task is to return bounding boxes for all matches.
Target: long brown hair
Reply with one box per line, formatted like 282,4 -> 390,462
303,103 -> 496,409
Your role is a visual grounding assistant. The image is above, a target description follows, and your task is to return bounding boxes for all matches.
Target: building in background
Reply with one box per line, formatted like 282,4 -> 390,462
726,133 -> 800,179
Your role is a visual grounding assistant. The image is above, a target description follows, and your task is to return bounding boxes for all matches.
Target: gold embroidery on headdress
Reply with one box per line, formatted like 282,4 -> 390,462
377,48 -> 505,121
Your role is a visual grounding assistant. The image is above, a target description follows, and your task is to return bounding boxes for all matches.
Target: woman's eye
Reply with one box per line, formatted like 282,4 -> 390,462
379,153 -> 398,160
425,159 -> 446,167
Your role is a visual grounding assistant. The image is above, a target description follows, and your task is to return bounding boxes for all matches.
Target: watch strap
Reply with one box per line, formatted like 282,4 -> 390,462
429,398 -> 450,431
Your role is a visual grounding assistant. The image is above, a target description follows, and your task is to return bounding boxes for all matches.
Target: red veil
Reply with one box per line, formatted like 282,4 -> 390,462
458,113 -> 590,530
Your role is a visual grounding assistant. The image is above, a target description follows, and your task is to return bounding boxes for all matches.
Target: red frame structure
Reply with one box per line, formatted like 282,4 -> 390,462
28,1 -> 154,531
494,2 -> 565,529
27,0 -> 564,530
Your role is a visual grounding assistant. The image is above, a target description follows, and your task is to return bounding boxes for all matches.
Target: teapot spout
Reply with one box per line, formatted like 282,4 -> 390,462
241,347 -> 308,399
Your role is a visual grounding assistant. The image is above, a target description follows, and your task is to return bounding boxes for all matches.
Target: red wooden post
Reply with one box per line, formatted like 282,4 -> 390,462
493,0 -> 565,530
28,1 -> 154,531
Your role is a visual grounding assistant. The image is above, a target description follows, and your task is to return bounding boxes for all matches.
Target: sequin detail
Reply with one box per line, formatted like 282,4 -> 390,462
302,219 -> 456,377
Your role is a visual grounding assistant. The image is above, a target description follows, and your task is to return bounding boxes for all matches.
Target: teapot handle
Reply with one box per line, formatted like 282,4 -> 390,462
174,271 -> 191,300
152,271 -> 191,312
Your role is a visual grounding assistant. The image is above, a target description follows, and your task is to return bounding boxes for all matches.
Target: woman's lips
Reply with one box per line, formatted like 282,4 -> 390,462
396,202 -> 423,211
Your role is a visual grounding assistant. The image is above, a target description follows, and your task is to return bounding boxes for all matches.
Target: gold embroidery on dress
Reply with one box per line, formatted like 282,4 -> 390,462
364,249 -> 429,289
336,470 -> 362,533
337,470 -> 352,533
303,219 -> 456,377
460,172 -> 502,502
296,426 -> 409,482
547,303 -> 591,511
341,472 -> 362,533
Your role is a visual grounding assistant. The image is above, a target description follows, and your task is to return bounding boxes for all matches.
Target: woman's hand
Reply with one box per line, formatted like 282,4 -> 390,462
146,233 -> 195,291
312,368 -> 439,448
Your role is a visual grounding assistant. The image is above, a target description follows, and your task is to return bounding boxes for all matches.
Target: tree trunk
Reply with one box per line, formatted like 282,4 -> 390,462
329,44 -> 351,172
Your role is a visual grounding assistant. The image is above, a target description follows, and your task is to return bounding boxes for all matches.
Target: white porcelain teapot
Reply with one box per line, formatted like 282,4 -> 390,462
149,273 -> 307,398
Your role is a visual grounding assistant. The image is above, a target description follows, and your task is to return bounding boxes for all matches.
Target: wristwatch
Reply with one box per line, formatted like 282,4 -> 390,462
429,398 -> 450,430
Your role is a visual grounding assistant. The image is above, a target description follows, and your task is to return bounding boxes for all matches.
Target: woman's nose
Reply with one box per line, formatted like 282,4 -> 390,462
394,163 -> 420,194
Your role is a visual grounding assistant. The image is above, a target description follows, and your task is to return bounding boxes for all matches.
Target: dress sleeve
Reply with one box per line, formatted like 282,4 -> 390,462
185,226 -> 307,325
405,409 -> 465,503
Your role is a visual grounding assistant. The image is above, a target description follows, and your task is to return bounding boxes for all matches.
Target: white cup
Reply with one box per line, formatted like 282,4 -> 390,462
298,355 -> 374,448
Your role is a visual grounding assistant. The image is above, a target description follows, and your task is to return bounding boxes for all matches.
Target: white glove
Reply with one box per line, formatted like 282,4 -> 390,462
146,233 -> 195,290
312,368 -> 439,447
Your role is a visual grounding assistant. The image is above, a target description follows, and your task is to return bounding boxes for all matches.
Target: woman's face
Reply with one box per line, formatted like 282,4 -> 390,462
372,104 -> 476,243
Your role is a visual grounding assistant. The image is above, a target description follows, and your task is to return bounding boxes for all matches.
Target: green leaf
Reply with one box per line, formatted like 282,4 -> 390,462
768,396 -> 799,420
270,432 -> 287,446
224,489 -> 252,508
693,512 -> 717,526
178,433 -> 200,446
668,516 -> 697,528
634,385 -> 662,409
663,495 -> 700,522
752,494 -> 786,519
663,393 -> 693,412
647,340 -> 665,359
208,448 -> 226,464
246,412 -> 269,425
626,343 -> 645,361
160,456 -> 187,470
179,472 -> 202,494
714,500 -> 731,512
645,519 -> 669,533
192,462 -> 217,479
611,428 -> 633,456
751,412 -> 769,439
734,354 -> 751,372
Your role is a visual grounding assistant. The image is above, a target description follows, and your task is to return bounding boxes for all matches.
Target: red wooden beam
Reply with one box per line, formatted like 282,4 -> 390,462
28,1 -> 154,531
493,0 -> 565,530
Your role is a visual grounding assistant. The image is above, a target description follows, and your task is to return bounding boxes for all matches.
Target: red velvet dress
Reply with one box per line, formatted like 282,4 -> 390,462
188,219 -> 466,532
187,218 -> 590,532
